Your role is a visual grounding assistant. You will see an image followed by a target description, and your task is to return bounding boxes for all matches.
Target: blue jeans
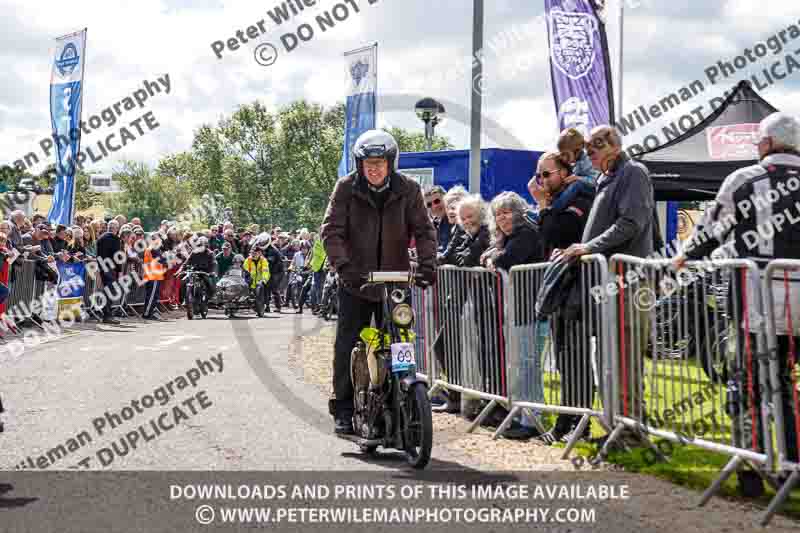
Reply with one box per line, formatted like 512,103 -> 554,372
514,319 -> 549,428
310,270 -> 325,306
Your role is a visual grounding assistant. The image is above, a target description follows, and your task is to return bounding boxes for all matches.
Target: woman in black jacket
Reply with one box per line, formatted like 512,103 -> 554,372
438,186 -> 468,265
434,194 -> 492,414
479,192 -> 546,438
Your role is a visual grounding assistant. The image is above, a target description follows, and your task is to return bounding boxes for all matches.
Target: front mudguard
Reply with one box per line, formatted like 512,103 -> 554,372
399,373 -> 426,393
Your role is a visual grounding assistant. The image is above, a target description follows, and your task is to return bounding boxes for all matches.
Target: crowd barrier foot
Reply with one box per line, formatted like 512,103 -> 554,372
427,381 -> 443,400
125,304 -> 141,319
561,414 -> 592,460
598,422 -> 631,459
467,399 -> 498,434
699,455 -> 743,507
492,405 -> 520,440
761,469 -> 800,526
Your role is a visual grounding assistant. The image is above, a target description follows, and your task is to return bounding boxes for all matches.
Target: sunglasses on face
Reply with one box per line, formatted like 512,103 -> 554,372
535,169 -> 560,179
426,198 -> 442,208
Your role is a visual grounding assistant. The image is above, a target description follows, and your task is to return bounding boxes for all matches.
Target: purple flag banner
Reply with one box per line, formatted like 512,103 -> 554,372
545,0 -> 614,138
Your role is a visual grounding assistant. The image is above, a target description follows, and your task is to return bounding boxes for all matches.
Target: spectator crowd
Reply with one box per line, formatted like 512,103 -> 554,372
0,211 -> 330,330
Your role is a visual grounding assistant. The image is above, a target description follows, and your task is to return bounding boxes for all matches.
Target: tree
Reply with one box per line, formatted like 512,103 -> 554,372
75,171 -> 103,211
156,100 -> 453,231
104,161 -> 194,230
388,127 -> 453,152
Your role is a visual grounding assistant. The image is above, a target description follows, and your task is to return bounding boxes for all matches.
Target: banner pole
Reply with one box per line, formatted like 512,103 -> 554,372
468,0 -> 484,196
70,28 -> 87,225
616,0 -> 624,126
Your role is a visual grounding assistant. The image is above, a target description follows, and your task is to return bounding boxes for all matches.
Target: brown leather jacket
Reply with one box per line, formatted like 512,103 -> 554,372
321,171 -> 437,301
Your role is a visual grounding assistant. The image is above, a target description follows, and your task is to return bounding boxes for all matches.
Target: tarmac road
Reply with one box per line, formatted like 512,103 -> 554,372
0,308 -> 798,533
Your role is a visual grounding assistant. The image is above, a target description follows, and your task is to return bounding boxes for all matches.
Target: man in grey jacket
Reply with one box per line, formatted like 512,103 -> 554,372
561,125 -> 655,425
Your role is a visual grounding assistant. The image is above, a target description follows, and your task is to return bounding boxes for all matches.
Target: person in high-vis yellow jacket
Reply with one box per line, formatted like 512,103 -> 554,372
308,234 -> 327,311
243,248 -> 270,289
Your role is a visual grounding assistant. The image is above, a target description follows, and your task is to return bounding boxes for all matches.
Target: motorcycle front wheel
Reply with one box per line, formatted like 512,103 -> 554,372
402,382 -> 433,469
185,285 -> 194,320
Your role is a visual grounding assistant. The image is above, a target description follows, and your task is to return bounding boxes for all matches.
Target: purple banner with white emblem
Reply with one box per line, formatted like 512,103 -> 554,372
545,0 -> 614,138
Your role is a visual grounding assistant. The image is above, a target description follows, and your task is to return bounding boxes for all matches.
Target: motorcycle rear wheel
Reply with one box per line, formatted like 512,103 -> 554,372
402,382 -> 433,469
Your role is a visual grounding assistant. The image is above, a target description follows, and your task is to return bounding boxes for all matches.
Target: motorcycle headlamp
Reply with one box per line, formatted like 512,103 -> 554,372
391,303 -> 414,327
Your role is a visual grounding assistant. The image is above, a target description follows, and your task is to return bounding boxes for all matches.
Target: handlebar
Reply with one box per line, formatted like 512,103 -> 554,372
367,271 -> 411,283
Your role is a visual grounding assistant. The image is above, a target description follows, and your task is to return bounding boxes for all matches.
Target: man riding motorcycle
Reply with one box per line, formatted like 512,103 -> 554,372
321,129 -> 437,435
177,236 -> 217,304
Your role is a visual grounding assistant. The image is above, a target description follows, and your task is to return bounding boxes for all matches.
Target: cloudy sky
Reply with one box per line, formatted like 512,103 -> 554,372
1,0 -> 799,176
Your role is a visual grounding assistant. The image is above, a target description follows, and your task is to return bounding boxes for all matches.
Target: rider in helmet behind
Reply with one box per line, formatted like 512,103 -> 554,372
177,235 -> 217,305
321,129 -> 437,435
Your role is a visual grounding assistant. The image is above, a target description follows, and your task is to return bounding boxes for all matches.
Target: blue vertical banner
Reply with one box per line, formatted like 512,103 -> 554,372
48,28 -> 87,226
544,0 -> 614,138
338,43 -> 377,177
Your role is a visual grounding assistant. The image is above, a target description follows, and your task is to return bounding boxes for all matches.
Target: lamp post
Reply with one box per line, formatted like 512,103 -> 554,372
414,97 -> 446,151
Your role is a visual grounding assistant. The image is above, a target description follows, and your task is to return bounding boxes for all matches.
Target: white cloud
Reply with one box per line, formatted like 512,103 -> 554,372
1,0 -> 799,177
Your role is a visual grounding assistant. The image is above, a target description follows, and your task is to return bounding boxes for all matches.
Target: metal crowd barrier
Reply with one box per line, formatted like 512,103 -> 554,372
6,260 -> 37,324
409,284 -> 435,382
499,255 -> 614,455
761,259 -> 800,525
602,256 -> 773,509
427,265 -> 510,432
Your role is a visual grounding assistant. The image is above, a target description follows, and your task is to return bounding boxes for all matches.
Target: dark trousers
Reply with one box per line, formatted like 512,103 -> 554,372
267,271 -> 284,309
299,275 -> 313,309
745,334 -> 799,463
100,271 -> 117,318
553,314 -> 595,409
144,280 -> 161,317
332,287 -> 382,416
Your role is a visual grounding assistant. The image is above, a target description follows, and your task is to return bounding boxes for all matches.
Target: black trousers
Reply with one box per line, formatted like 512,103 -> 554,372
745,334 -> 799,463
553,314 -> 595,410
100,271 -> 117,318
267,271 -> 284,309
332,287 -> 382,416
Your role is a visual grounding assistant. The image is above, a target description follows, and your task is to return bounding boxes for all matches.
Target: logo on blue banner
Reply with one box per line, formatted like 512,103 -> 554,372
545,0 -> 614,139
549,10 -> 597,80
56,43 -> 80,78
56,260 -> 85,299
350,60 -> 369,86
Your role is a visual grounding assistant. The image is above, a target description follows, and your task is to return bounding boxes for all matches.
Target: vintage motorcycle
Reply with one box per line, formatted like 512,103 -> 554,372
319,269 -> 339,321
179,268 -> 211,320
336,271 -> 433,469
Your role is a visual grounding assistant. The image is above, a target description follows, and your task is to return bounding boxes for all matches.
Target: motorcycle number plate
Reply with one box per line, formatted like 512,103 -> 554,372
390,342 -> 415,373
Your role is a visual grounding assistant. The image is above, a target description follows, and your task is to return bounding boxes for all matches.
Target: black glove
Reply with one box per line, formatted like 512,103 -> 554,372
338,263 -> 363,288
415,267 -> 437,288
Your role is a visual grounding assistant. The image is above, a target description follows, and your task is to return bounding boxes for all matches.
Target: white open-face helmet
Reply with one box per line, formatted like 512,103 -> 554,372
352,129 -> 399,175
